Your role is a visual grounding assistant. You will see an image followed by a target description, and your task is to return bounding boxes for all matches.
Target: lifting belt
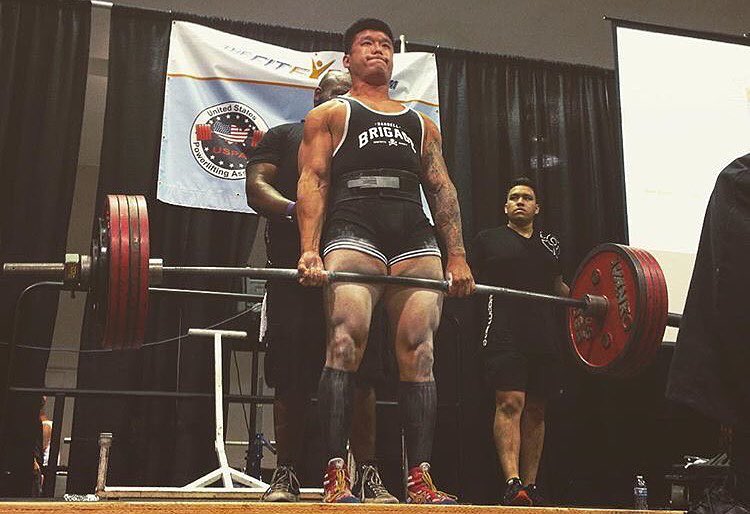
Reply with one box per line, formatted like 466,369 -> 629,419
330,168 -> 422,206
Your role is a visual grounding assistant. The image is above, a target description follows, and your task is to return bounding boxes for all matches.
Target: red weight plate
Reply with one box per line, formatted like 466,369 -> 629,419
103,195 -> 122,349
628,248 -> 668,373
636,254 -> 666,373
134,195 -> 150,348
567,244 -> 645,374
625,247 -> 669,376
613,245 -> 649,376
617,247 -> 659,377
617,246 -> 655,377
124,195 -> 141,350
648,252 -> 669,345
641,249 -> 669,331
113,195 -> 131,350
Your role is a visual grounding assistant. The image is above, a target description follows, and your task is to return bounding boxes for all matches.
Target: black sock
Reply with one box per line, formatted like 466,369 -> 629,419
317,367 -> 355,462
398,380 -> 437,469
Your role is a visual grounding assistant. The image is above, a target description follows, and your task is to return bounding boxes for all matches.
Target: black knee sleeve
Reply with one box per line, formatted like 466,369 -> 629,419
317,367 -> 355,461
398,380 -> 437,468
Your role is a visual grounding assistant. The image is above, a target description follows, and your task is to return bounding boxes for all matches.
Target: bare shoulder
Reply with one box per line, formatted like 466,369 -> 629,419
418,112 -> 442,143
305,98 -> 347,127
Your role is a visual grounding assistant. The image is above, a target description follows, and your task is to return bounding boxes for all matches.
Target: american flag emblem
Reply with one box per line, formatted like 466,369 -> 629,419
189,102 -> 268,181
211,121 -> 250,144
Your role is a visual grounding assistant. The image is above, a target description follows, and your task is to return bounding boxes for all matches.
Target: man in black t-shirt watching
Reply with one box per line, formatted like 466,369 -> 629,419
245,70 -> 396,504
471,177 -> 569,506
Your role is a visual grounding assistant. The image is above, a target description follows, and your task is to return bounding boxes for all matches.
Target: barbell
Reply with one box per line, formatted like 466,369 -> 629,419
1,194 -> 681,377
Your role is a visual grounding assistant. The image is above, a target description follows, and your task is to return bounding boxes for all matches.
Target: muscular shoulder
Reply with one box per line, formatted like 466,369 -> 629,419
417,113 -> 443,158
305,98 -> 347,127
418,112 -> 438,130
418,112 -> 440,138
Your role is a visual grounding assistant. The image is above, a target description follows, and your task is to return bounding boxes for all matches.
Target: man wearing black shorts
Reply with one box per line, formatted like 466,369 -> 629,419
245,70 -> 396,503
297,18 -> 474,504
471,177 -> 569,506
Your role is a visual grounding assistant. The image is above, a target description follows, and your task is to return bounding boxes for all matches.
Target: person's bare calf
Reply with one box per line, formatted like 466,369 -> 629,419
519,394 -> 545,485
318,250 -> 384,502
383,256 -> 455,504
519,394 -> 547,505
494,390 -> 532,505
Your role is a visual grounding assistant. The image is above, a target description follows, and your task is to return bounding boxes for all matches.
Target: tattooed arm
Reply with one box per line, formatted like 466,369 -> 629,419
419,115 -> 475,297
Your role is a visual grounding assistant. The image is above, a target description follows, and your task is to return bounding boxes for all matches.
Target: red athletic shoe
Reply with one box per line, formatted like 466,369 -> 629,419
407,462 -> 458,504
322,458 -> 360,503
503,477 -> 532,506
524,483 -> 551,506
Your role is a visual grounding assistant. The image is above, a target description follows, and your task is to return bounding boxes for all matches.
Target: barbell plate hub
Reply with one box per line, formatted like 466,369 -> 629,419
581,293 -> 609,319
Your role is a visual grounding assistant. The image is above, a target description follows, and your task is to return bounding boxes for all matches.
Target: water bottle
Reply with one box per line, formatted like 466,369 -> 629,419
634,474 -> 649,510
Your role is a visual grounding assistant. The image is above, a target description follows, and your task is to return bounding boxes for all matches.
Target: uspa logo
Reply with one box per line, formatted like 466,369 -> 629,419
191,102 -> 268,180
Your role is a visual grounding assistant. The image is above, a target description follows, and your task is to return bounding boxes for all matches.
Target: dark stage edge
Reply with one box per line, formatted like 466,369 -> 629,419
0,501 -> 687,514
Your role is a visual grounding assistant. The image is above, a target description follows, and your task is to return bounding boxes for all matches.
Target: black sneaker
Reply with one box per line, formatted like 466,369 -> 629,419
690,484 -> 750,514
261,465 -> 300,502
524,483 -> 551,506
502,477 -> 532,506
353,464 -> 399,503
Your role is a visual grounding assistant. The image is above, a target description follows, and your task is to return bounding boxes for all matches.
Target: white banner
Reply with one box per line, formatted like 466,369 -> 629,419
157,21 -> 441,213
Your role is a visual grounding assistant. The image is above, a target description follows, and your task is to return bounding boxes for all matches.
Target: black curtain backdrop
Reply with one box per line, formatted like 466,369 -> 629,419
419,46 -> 625,271
0,0 -> 90,496
67,6 -> 343,493
68,5 -> 629,503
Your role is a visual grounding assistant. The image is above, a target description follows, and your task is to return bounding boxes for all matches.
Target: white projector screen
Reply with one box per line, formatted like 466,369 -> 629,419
615,23 -> 750,340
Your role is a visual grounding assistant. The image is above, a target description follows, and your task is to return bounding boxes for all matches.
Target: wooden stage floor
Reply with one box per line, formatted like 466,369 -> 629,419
0,502 -> 687,514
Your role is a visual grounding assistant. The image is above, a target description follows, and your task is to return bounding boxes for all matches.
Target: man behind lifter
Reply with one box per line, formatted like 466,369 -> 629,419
297,18 -> 474,504
471,177 -> 569,506
246,70 -> 397,503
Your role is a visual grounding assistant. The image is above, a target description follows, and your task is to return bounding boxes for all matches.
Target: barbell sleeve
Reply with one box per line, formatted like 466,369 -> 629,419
3,262 -> 65,275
